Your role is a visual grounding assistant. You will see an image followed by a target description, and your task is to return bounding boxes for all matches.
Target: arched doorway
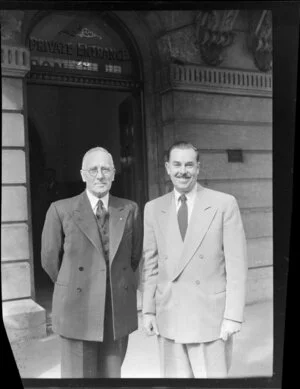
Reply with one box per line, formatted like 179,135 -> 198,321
25,11 -> 148,313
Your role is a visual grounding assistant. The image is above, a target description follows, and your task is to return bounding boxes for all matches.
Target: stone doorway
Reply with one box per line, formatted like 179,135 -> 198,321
25,10 -> 147,325
27,80 -> 146,327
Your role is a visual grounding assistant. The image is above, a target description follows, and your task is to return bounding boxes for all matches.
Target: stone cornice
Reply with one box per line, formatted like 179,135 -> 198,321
156,64 -> 272,98
1,45 -> 31,78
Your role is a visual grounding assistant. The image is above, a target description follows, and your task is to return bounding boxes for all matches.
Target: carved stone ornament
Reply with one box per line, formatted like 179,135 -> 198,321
195,10 -> 239,66
0,10 -> 22,41
248,10 -> 272,72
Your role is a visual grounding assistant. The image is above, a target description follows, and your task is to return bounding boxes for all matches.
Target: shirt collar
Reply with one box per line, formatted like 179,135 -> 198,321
174,183 -> 198,204
86,189 -> 109,211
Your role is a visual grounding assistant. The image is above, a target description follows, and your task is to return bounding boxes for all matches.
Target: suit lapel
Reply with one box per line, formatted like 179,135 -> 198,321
172,185 -> 217,281
108,195 -> 129,263
72,191 -> 104,255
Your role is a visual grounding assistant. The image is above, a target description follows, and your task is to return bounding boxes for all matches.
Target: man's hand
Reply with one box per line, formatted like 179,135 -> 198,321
220,318 -> 242,341
143,313 -> 159,336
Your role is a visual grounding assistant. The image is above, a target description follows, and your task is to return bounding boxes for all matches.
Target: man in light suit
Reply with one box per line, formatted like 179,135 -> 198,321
41,146 -> 142,378
142,141 -> 247,378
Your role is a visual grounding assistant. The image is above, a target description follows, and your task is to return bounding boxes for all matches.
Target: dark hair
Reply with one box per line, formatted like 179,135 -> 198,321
166,141 -> 200,162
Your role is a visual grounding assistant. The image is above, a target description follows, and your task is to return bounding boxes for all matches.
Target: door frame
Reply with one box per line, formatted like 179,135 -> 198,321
22,9 -> 164,200
25,78 -> 147,294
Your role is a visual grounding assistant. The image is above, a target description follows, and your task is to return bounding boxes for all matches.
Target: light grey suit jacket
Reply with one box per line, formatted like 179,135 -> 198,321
142,184 -> 248,343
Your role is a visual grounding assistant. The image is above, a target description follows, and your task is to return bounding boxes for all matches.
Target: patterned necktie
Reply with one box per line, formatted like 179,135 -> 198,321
177,194 -> 188,241
96,199 -> 106,228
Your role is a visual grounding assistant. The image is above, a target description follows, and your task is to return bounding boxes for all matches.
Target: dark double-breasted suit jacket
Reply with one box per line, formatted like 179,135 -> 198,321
41,191 -> 143,342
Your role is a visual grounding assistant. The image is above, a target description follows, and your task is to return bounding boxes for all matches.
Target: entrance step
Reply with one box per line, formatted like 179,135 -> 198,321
3,298 -> 46,343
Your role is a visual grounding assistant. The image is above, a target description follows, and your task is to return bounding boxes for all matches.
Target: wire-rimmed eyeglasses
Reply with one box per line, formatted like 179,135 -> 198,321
81,166 -> 115,177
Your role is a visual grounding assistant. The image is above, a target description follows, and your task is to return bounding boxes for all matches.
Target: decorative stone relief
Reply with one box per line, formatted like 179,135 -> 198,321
195,10 -> 239,66
0,10 -> 23,43
140,10 -> 165,36
157,26 -> 199,64
248,10 -> 272,72
158,10 -> 195,31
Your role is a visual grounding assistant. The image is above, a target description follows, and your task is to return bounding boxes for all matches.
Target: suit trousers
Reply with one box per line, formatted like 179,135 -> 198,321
60,280 -> 128,378
158,335 -> 233,378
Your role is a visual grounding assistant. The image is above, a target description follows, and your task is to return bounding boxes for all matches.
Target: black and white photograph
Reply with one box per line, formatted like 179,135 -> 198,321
0,1 -> 297,387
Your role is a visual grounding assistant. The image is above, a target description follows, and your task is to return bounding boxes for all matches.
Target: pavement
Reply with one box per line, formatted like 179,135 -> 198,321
8,299 -> 273,379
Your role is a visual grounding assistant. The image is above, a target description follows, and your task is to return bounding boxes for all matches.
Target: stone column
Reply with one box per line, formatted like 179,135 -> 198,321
2,44 -> 47,343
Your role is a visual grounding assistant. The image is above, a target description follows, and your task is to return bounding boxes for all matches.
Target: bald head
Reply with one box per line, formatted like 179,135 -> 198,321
81,147 -> 114,170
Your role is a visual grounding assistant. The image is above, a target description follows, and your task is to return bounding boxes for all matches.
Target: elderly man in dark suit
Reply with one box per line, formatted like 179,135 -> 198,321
41,146 -> 143,378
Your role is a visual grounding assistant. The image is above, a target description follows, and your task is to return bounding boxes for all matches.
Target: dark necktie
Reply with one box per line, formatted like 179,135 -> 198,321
96,199 -> 106,228
96,199 -> 110,265
177,194 -> 188,241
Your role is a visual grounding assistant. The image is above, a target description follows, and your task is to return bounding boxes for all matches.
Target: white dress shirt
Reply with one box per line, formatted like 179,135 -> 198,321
174,184 -> 197,222
86,190 -> 109,215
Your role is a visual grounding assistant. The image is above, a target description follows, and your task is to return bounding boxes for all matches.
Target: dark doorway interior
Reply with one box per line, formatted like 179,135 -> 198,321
27,83 -> 146,316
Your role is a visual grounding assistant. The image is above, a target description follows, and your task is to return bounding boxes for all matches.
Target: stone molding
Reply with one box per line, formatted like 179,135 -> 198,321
27,70 -> 141,90
1,45 -> 30,78
156,64 -> 272,97
195,10 -> 239,67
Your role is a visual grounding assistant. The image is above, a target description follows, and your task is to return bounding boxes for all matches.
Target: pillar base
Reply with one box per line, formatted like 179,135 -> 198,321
3,299 -> 46,344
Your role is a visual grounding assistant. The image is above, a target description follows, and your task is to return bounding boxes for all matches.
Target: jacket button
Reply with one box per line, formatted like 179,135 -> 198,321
199,254 -> 204,259
124,285 -> 128,290
195,280 -> 200,285
78,266 -> 84,271
76,287 -> 82,292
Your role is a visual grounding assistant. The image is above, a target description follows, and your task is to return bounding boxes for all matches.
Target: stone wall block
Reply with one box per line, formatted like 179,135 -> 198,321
202,180 -> 272,209
1,186 -> 28,222
1,223 -> 30,261
198,152 -> 272,180
2,150 -> 26,183
208,180 -> 272,208
242,210 -> 272,239
3,299 -> 46,343
246,267 -> 273,304
2,78 -> 23,110
173,92 -> 272,122
2,262 -> 31,300
165,122 -> 272,150
247,237 -> 273,268
2,113 -> 25,146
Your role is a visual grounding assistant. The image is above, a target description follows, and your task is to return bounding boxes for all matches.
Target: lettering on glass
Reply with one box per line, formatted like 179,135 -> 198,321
30,56 -> 99,72
29,39 -> 73,56
105,64 -> 122,74
29,38 -> 131,62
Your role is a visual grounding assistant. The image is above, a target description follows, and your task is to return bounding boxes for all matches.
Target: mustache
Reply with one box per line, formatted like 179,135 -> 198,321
175,173 -> 191,179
